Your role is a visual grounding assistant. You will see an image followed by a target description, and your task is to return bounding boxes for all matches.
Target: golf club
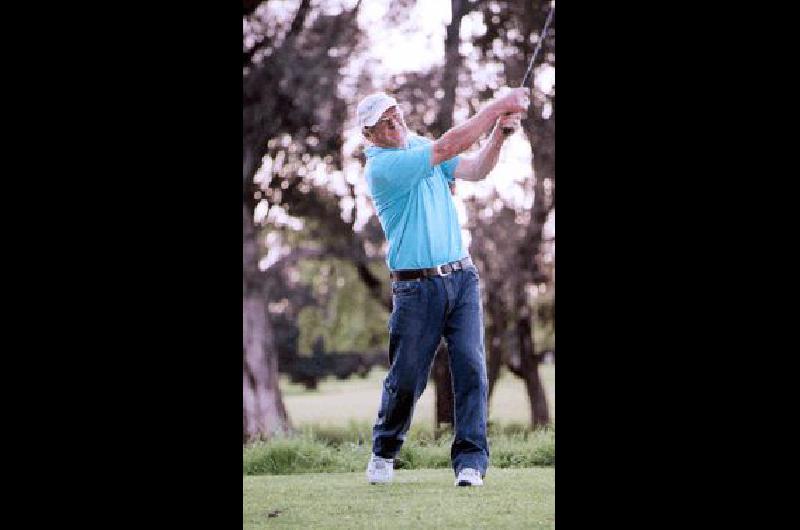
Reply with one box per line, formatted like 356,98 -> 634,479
502,2 -> 555,135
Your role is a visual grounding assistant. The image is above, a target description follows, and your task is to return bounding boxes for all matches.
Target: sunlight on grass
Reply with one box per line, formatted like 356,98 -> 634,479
280,364 -> 554,428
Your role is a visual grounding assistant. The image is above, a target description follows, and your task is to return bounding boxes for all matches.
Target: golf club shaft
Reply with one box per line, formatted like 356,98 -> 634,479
502,3 -> 555,135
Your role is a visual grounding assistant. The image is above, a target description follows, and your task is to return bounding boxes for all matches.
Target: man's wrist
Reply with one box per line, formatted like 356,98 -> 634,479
483,99 -> 506,120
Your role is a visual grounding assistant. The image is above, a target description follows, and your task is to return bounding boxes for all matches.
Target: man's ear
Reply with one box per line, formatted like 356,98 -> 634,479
362,127 -> 371,140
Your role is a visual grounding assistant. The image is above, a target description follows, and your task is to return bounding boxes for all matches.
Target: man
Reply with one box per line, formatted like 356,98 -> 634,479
358,88 -> 530,487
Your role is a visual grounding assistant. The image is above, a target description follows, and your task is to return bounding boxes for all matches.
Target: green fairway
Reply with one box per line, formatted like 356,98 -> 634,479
243,467 -> 555,529
280,364 -> 555,428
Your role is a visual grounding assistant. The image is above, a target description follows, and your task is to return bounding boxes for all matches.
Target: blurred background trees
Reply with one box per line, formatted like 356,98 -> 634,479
243,0 -> 555,442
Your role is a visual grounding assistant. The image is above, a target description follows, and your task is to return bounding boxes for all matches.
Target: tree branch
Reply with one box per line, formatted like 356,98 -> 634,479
243,0 -> 263,17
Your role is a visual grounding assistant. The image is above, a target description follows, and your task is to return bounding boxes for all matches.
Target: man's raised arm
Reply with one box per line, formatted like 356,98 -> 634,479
431,87 -> 529,166
453,112 -> 522,182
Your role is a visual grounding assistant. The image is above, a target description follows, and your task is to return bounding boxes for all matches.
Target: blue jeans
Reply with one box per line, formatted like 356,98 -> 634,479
371,265 -> 489,476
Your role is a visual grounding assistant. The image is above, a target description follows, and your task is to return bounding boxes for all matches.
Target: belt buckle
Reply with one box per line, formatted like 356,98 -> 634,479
437,264 -> 451,277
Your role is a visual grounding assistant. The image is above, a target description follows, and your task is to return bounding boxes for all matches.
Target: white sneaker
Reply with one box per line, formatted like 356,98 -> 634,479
455,468 -> 484,487
366,454 -> 394,484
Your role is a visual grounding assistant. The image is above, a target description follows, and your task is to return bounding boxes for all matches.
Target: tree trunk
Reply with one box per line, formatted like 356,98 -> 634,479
510,0 -> 554,430
486,290 -> 505,401
515,290 -> 550,428
243,203 -> 290,442
432,340 -> 454,432
432,0 -> 467,138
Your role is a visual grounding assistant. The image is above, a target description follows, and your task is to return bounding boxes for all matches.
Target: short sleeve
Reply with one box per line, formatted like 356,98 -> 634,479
369,143 -> 434,201
438,155 -> 461,182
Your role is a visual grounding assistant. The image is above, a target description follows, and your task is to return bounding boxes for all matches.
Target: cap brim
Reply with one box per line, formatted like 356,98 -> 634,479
362,100 -> 397,127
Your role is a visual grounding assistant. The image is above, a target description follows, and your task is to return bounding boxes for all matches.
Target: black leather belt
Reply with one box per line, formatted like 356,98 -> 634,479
390,257 -> 474,281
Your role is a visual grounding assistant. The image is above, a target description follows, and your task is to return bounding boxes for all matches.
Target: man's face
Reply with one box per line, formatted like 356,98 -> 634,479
364,106 -> 407,148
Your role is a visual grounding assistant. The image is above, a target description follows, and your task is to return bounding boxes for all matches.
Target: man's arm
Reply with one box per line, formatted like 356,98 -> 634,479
431,88 -> 528,167
453,113 -> 521,181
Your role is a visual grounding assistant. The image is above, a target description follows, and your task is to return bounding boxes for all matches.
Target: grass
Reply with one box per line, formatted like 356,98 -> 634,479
243,424 -> 554,475
243,467 -> 555,529
247,364 -> 556,475
280,364 -> 555,428
245,367 -> 555,526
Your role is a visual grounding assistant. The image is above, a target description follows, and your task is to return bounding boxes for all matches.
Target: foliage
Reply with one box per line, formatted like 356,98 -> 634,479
243,425 -> 554,475
296,258 -> 389,355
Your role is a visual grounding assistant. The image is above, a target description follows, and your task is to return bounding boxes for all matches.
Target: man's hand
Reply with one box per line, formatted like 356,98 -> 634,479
492,87 -> 529,135
432,87 -> 529,166
494,87 -> 530,115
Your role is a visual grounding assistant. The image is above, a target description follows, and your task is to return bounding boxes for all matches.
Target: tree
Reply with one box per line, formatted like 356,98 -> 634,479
241,0 -> 556,436
417,0 -> 557,428
243,204 -> 290,441
242,0 -> 366,441
470,0 -> 556,426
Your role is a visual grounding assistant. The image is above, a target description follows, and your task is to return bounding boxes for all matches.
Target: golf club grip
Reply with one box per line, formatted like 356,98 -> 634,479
502,112 -> 514,135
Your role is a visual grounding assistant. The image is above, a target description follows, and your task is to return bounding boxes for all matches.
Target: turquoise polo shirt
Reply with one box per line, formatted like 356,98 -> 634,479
364,133 -> 465,271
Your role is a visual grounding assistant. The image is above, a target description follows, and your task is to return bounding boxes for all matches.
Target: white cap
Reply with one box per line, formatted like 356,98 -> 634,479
356,92 -> 398,128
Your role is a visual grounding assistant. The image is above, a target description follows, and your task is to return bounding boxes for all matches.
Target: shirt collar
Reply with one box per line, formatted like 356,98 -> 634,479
365,134 -> 416,158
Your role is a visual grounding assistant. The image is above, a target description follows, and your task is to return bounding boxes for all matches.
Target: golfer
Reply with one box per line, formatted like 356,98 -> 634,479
359,87 -> 530,486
